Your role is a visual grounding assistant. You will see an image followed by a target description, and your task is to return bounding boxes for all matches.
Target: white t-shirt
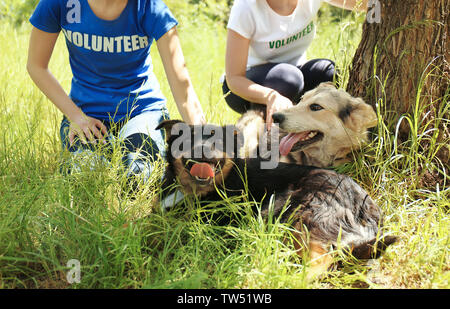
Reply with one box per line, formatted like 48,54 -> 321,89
227,0 -> 330,68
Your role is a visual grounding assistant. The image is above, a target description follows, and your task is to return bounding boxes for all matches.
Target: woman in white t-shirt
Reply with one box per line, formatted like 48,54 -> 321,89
223,0 -> 368,127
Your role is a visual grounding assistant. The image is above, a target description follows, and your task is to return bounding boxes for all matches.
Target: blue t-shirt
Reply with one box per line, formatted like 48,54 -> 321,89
30,0 -> 178,122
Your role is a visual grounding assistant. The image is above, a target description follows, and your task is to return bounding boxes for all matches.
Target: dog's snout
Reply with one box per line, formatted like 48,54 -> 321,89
272,113 -> 285,124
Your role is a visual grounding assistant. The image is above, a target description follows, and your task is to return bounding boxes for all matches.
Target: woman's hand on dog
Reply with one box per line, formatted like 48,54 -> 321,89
266,91 -> 294,129
68,114 -> 108,146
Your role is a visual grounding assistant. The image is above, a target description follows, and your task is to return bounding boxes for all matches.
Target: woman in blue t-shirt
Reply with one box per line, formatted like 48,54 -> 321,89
27,0 -> 205,183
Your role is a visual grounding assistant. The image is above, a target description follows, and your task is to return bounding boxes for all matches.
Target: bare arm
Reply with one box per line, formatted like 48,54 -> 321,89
326,0 -> 368,11
27,26 -> 107,144
156,27 -> 205,125
225,29 -> 293,128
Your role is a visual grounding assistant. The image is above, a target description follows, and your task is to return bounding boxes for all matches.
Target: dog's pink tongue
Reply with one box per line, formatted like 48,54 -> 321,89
279,133 -> 304,156
190,163 -> 215,179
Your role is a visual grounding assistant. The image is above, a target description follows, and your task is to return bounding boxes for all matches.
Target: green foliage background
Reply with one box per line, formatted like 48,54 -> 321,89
0,0 -> 447,289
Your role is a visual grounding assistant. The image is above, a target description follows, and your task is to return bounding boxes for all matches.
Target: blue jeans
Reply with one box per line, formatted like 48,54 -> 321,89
60,109 -> 169,182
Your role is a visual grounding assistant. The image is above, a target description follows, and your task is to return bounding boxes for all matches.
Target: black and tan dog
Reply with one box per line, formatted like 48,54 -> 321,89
156,120 -> 396,279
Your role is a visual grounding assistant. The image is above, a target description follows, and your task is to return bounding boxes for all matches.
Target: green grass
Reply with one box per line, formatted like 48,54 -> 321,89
0,7 -> 448,289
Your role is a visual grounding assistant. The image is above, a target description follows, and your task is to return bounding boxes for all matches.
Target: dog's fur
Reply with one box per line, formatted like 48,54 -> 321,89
237,82 -> 378,167
157,120 -> 396,280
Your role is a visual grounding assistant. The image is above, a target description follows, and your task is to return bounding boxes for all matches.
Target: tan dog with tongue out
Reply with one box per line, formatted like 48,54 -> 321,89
237,82 -> 378,168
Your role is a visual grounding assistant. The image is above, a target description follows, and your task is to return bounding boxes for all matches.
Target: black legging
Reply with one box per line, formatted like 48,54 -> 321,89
223,58 -> 337,115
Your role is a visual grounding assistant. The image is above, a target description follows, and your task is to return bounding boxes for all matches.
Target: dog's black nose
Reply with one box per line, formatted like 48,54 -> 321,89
272,113 -> 285,124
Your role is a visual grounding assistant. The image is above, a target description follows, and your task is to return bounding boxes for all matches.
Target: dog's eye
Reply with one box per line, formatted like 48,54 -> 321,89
309,104 -> 324,111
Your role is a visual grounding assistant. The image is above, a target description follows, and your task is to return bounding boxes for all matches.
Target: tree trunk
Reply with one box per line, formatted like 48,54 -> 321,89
347,0 -> 449,184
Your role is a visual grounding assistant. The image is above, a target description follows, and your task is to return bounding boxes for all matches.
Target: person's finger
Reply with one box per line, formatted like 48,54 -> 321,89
70,126 -> 87,145
266,106 -> 273,131
95,120 -> 108,136
90,125 -> 103,142
95,121 -> 108,144
83,127 -> 95,144
68,129 -> 75,146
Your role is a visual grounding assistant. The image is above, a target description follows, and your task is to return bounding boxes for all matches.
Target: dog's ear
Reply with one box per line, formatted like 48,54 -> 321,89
155,120 -> 184,140
317,82 -> 336,90
155,119 -> 184,131
343,98 -> 378,132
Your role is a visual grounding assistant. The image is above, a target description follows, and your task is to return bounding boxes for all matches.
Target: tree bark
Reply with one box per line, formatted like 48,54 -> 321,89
347,0 -> 449,181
